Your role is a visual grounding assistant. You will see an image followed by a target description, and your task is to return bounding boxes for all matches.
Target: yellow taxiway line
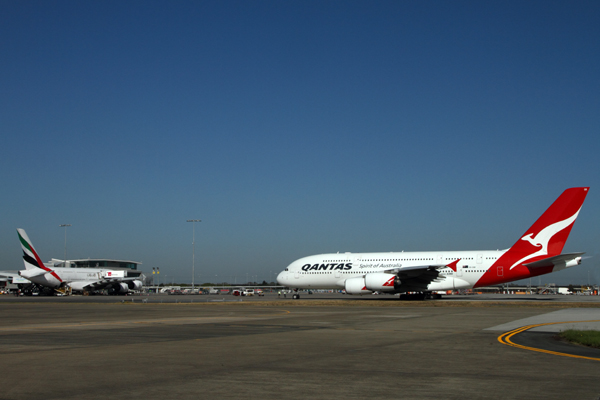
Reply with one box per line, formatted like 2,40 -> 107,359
498,320 -> 600,361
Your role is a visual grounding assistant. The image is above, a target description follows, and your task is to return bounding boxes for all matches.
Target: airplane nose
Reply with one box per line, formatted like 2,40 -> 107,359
276,271 -> 286,285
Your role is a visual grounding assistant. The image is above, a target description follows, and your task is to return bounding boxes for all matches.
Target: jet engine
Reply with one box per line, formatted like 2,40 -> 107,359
344,277 -> 372,295
364,273 -> 398,292
108,282 -> 130,295
127,280 -> 143,291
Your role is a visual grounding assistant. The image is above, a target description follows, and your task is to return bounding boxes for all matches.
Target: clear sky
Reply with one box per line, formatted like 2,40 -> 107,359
1,0 -> 599,286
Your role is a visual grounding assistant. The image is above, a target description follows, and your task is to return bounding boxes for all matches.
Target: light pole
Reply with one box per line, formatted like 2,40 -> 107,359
187,219 -> 201,289
152,267 -> 160,292
59,224 -> 71,266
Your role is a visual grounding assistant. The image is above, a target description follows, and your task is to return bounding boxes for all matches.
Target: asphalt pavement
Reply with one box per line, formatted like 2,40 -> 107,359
0,294 -> 599,400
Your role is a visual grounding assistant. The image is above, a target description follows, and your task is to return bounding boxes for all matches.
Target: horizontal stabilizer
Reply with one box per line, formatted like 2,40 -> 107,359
523,252 -> 585,269
19,268 -> 48,279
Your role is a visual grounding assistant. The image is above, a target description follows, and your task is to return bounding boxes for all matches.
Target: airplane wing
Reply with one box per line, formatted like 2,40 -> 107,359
392,264 -> 449,292
81,277 -> 141,291
81,279 -> 120,291
65,277 -> 139,292
0,271 -> 33,284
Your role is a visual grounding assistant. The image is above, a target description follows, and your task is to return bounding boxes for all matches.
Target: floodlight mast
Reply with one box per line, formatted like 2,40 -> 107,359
187,219 -> 201,289
59,224 -> 71,267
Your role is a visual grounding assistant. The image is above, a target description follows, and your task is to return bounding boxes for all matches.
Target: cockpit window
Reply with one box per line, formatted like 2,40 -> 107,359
285,268 -> 288,271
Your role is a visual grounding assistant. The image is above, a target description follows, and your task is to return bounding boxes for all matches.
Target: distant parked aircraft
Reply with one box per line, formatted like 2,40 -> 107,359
16,229 -> 142,295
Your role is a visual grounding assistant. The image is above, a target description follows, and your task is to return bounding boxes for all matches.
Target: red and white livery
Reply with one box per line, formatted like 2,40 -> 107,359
277,188 -> 589,298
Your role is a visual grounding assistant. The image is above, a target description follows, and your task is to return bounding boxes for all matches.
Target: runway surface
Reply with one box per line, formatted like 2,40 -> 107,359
3,291 -> 600,303
0,295 -> 599,400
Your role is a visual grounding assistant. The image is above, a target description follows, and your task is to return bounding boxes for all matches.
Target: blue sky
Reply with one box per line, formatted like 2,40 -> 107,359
1,1 -> 599,286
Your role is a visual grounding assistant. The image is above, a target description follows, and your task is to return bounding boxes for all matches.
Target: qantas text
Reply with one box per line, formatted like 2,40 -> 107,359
301,263 -> 352,271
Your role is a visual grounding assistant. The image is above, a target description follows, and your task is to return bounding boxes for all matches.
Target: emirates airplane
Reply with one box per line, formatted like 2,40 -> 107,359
15,229 -> 143,295
277,187 -> 589,299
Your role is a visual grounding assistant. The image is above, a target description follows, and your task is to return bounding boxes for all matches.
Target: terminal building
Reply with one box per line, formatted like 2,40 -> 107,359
52,258 -> 144,279
59,258 -> 141,271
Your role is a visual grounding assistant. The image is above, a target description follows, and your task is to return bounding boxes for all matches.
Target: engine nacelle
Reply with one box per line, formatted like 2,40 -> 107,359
108,282 -> 130,295
127,280 -> 143,291
566,257 -> 582,268
68,281 -> 89,292
344,277 -> 373,295
364,273 -> 398,292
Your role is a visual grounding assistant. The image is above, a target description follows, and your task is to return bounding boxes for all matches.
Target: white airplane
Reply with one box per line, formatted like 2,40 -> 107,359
277,187 -> 589,299
16,229 -> 143,295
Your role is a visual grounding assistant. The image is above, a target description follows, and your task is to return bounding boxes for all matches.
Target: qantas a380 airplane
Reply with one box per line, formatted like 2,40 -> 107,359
16,229 -> 143,295
277,187 -> 589,299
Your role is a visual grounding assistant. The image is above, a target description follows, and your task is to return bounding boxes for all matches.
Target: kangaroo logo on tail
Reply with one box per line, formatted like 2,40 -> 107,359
500,187 -> 588,272
509,207 -> 582,270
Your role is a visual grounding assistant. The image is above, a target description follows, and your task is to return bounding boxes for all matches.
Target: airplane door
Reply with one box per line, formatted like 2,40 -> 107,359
294,271 -> 299,279
497,266 -> 503,277
456,266 -> 462,277
476,254 -> 483,264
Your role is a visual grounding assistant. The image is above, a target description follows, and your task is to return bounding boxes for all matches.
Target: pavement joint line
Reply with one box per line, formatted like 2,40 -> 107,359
0,310 -> 292,332
498,320 -> 600,361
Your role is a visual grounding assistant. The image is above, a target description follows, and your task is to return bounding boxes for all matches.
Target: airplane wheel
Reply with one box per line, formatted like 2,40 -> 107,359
399,293 -> 426,301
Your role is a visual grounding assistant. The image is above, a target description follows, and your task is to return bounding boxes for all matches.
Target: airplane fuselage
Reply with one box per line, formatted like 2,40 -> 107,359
20,267 -> 122,289
277,249 -> 579,293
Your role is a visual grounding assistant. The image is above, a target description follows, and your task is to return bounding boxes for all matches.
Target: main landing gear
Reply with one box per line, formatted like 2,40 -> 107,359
399,292 -> 442,300
19,283 -> 56,296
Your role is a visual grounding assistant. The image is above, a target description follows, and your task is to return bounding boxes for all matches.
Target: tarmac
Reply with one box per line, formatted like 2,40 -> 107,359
0,293 -> 599,400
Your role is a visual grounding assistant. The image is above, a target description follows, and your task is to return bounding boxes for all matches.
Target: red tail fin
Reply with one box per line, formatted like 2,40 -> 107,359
501,187 -> 589,271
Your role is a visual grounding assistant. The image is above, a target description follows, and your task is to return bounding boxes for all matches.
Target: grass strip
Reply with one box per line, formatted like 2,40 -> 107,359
559,329 -> 600,349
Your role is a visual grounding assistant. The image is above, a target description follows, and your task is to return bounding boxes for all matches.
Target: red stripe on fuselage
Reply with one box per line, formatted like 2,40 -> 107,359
474,264 -> 554,288
29,246 -> 62,283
